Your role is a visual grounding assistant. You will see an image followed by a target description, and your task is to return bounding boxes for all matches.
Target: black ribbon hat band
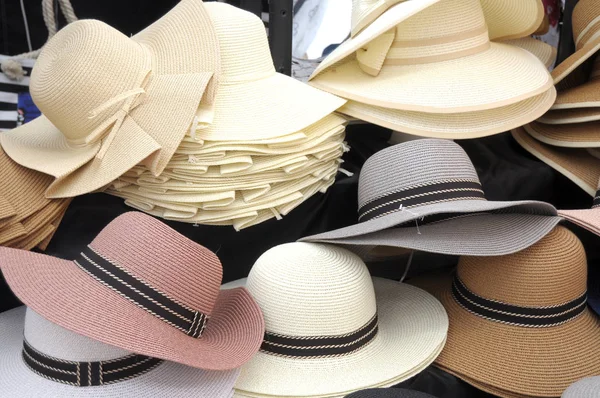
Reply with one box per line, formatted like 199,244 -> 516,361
452,276 -> 587,327
22,340 -> 163,387
593,190 -> 600,208
74,246 -> 208,338
261,314 -> 379,358
358,180 -> 485,222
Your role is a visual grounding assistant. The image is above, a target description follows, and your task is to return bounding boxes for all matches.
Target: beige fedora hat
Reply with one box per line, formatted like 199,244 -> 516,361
222,243 -> 448,398
512,127 -> 600,196
351,0 -> 543,40
0,0 -> 220,199
189,2 -> 344,143
309,0 -> 552,114
524,121 -> 600,147
538,108 -> 600,125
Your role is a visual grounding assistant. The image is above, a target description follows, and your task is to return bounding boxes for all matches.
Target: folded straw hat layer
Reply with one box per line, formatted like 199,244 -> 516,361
524,121 -> 600,147
538,108 -> 600,125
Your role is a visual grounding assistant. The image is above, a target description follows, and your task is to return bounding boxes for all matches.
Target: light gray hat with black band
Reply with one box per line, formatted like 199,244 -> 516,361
301,138 -> 561,256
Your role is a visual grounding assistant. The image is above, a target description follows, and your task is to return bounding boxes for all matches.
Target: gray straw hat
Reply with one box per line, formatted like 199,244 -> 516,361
301,139 -> 561,256
562,377 -> 600,397
346,388 -> 438,398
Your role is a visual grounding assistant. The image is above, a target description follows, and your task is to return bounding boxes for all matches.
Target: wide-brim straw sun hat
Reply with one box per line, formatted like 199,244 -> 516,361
552,59 -> 600,109
512,127 -> 600,196
505,37 -> 557,69
0,0 -> 220,199
301,139 -> 560,256
0,306 -> 240,397
351,0 -> 543,40
562,377 -> 600,398
523,121 -> 600,147
309,0 -> 552,114
345,388 -> 438,398
538,107 -> 600,125
0,211 -> 264,370
222,243 -> 448,398
556,178 -> 600,237
188,2 -> 344,144
410,226 -> 600,398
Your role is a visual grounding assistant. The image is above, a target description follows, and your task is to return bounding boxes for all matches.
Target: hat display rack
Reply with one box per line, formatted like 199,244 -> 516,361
3,0 -> 600,398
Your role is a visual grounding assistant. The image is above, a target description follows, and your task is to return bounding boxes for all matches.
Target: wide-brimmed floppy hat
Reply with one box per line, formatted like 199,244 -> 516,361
410,226 -> 600,398
512,127 -> 600,196
345,389 -> 438,398
351,0 -> 543,40
301,139 -> 560,256
189,2 -> 345,143
0,211 -> 264,370
552,57 -> 600,110
563,377 -> 600,398
309,0 -> 552,113
538,107 -> 600,125
0,0 -> 220,199
506,37 -> 557,69
0,306 -> 240,397
523,121 -> 600,147
557,178 -> 600,237
222,242 -> 448,398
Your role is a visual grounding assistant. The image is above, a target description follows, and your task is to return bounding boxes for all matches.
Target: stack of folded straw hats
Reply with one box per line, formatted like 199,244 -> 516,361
513,0 -> 600,198
308,0 -> 557,140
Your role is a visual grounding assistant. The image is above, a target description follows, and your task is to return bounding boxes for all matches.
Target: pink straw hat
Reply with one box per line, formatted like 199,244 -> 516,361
559,179 -> 600,237
0,211 -> 264,370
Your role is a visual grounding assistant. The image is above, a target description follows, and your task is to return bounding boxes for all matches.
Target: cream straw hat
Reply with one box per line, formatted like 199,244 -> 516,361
189,2 -> 344,143
351,0 -> 543,40
505,37 -> 557,69
222,243 -> 448,398
0,0 -> 220,199
309,0 -> 552,114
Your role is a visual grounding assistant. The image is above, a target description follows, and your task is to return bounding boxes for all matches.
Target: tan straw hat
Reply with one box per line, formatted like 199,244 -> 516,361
512,127 -> 600,196
538,107 -> 600,124
350,0 -> 543,44
523,121 -> 600,147
411,226 -> 600,398
552,56 -> 600,110
0,0 -> 220,199
222,243 -> 448,398
309,0 -> 552,114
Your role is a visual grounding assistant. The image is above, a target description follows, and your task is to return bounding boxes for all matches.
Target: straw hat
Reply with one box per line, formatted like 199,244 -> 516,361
556,177 -> 600,237
310,0 -> 552,113
0,212 -> 264,370
0,0 -> 220,199
222,243 -> 448,398
189,2 -> 344,143
411,226 -> 600,398
563,377 -> 600,398
505,37 -> 557,69
538,108 -> 600,125
301,139 -> 560,256
552,57 -> 600,110
523,121 -> 600,147
511,127 -> 600,196
0,306 -> 240,397
345,389 -> 438,398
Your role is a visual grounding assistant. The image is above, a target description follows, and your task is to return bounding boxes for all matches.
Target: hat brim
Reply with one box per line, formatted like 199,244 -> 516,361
538,107 -> 600,124
410,272 -> 600,397
193,73 -> 345,142
301,198 -> 557,243
338,86 -> 555,139
0,247 -> 264,371
562,376 -> 600,398
303,213 -> 561,257
559,209 -> 600,237
310,43 -> 552,113
0,307 -> 239,397
552,80 -> 600,110
524,121 -> 600,147
552,37 -> 600,85
344,388 -> 439,398
512,127 -> 600,196
504,37 -> 556,69
226,278 -> 448,397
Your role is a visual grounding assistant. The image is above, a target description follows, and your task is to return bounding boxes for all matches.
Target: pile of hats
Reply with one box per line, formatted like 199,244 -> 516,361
0,0 -> 346,231
307,0 -> 557,140
513,0 -> 600,198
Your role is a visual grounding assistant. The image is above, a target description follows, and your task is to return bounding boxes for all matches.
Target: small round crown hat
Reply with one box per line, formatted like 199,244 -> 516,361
411,226 -> 600,397
190,2 -> 345,143
0,306 -> 240,397
350,0 -> 543,40
345,388 -> 438,398
0,212 -> 264,370
0,0 -> 220,199
222,242 -> 448,398
309,0 -> 552,113
562,376 -> 600,398
301,139 -> 561,257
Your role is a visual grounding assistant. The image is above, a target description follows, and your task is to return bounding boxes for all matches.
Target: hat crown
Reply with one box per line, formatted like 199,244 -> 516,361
457,226 -> 587,307
87,212 -> 222,318
24,308 -> 132,362
30,20 -> 149,142
351,0 -> 400,36
206,3 -> 275,83
247,243 -> 377,337
572,0 -> 600,49
358,139 -> 480,209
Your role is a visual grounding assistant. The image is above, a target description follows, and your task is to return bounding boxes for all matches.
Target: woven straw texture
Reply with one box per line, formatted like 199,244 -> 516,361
560,208 -> 600,237
0,307 -> 239,397
0,0 -> 220,198
552,73 -> 600,110
411,226 -> 600,397
538,107 -> 600,124
227,243 -> 448,397
345,389 -> 438,398
512,127 -> 600,196
0,212 -> 264,370
505,37 -> 556,69
562,376 -> 600,397
524,121 -> 600,147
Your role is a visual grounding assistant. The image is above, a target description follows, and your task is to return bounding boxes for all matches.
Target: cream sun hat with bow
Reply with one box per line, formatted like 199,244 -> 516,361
0,0 -> 220,199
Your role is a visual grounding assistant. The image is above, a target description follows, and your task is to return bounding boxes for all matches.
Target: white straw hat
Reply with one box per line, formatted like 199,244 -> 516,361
0,0 -> 220,199
309,0 -> 552,113
0,307 -> 239,397
222,243 -> 448,397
